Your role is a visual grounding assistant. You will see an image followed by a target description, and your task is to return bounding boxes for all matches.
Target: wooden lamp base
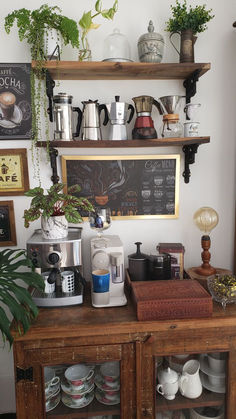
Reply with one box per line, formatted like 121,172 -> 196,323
194,234 -> 216,276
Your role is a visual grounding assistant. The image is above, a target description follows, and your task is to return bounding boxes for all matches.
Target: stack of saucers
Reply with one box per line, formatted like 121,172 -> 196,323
95,361 -> 120,405
61,364 -> 95,409
198,353 -> 226,394
44,367 -> 61,412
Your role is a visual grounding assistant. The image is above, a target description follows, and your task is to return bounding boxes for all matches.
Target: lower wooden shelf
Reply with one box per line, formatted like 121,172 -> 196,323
156,388 -> 225,412
47,398 -> 120,417
37,136 -> 210,148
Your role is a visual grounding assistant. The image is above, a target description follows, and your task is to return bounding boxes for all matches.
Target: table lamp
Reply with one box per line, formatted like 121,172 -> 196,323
193,206 -> 219,276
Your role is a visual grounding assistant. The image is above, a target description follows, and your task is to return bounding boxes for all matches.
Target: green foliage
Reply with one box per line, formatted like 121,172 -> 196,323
24,183 -> 94,227
78,0 -> 118,61
165,0 -> 214,34
0,249 -> 44,346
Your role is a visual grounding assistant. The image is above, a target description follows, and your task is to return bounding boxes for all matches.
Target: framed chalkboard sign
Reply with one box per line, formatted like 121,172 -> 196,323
61,154 -> 180,219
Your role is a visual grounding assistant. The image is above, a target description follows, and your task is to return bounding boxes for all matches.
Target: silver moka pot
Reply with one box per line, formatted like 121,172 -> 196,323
78,99 -> 109,141
106,96 -> 134,140
53,93 -> 82,141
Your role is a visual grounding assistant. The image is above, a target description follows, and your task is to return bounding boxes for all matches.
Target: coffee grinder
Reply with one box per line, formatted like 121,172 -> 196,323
132,95 -> 162,139
26,228 -> 85,307
90,235 -> 127,308
158,95 -> 184,138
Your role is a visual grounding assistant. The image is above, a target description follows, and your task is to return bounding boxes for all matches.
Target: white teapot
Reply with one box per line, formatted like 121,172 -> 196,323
157,367 -> 179,400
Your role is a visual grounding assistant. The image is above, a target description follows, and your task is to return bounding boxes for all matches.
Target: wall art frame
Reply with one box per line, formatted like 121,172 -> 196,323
0,200 -> 17,246
0,148 -> 29,196
0,63 -> 32,139
61,154 -> 180,219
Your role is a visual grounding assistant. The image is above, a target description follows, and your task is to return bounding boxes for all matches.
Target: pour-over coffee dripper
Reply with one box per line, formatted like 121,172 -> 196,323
158,95 -> 184,138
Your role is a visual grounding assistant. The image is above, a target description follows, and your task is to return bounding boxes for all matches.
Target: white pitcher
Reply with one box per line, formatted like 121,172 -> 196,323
179,359 -> 202,399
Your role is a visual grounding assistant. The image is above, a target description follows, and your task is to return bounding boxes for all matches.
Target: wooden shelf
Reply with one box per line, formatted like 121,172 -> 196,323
37,136 -> 210,149
156,388 -> 225,412
32,61 -> 211,81
47,399 -> 120,417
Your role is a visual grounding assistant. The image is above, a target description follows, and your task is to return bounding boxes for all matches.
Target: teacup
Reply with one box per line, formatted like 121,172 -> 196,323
69,392 -> 86,405
65,364 -> 94,391
44,367 -> 60,396
207,353 -> 226,374
45,387 -> 60,410
100,361 -> 120,382
103,389 -> 119,401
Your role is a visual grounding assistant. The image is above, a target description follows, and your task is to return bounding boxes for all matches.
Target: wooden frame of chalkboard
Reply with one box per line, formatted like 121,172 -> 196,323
61,154 -> 180,219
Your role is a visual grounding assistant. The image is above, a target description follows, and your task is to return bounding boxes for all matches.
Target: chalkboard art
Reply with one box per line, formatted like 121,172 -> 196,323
0,201 -> 17,246
0,63 -> 32,139
62,155 -> 180,219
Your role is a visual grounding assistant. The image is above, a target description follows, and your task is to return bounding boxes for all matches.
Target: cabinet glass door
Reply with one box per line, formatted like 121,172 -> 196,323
155,352 -> 226,419
44,361 -> 121,418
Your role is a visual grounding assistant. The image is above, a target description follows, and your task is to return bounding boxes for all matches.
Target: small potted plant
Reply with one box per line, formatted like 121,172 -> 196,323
0,248 -> 44,346
78,0 -> 118,61
23,183 -> 94,239
4,5 -> 80,167
165,0 -> 214,62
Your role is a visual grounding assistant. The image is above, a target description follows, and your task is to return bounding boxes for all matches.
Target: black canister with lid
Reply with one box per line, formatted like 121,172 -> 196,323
128,242 -> 148,281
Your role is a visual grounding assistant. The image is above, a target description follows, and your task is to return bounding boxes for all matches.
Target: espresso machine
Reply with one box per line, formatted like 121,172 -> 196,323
26,228 -> 84,307
53,92 -> 82,140
106,96 -> 134,140
90,235 -> 127,308
132,95 -> 162,139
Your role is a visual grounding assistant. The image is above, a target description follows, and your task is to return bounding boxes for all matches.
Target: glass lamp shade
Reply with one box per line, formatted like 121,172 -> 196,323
103,28 -> 131,62
193,207 -> 219,235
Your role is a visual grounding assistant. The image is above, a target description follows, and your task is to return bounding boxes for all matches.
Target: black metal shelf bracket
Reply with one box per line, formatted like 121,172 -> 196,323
49,147 -> 60,184
183,69 -> 201,104
46,69 -> 55,123
16,366 -> 33,383
182,144 -> 199,183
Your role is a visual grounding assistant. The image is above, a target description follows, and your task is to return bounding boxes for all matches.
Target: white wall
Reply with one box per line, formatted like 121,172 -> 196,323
0,0 -> 235,413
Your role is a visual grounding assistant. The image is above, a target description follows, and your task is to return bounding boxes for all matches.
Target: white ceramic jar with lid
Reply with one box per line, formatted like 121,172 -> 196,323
138,20 -> 164,62
157,367 -> 179,400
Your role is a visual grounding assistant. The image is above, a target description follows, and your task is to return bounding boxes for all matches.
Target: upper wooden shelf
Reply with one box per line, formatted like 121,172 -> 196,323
32,61 -> 211,81
37,136 -> 210,148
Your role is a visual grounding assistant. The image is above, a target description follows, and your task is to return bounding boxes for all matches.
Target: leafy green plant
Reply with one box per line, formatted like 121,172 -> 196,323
4,5 -> 80,176
24,183 -> 94,228
165,0 -> 214,34
78,0 -> 118,61
0,249 -> 44,346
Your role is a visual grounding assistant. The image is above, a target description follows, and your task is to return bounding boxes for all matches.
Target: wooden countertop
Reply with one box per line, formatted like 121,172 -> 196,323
13,282 -> 236,343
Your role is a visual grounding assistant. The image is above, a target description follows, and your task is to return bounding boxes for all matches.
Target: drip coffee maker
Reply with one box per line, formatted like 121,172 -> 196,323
26,228 -> 84,307
132,95 -> 162,139
158,95 -> 184,138
106,96 -> 134,140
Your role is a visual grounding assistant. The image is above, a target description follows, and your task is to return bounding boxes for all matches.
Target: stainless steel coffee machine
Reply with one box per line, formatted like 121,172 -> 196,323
53,92 -> 82,140
26,228 -> 84,307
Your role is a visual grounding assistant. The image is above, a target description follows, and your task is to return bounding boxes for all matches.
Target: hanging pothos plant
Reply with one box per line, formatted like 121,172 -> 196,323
78,0 -> 118,61
4,4 -> 80,178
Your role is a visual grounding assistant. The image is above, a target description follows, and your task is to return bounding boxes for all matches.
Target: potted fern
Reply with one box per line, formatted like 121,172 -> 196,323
4,5 -> 80,169
165,0 -> 214,62
24,183 -> 94,239
0,248 -> 44,346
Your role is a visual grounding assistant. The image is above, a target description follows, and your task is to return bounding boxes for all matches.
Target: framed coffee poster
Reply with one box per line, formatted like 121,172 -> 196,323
0,149 -> 29,196
61,155 -> 180,219
0,63 -> 32,139
0,200 -> 17,246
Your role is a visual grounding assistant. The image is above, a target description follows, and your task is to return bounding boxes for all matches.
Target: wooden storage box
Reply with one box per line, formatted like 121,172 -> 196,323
126,271 -> 212,321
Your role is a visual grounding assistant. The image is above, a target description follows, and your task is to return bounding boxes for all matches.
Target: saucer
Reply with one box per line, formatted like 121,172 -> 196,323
199,354 -> 225,378
95,388 -> 120,405
61,390 -> 94,409
0,105 -> 22,128
61,376 -> 94,395
46,388 -> 60,412
95,373 -> 120,391
200,371 -> 226,393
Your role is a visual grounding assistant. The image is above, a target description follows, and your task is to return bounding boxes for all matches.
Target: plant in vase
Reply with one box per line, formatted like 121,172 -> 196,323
165,0 -> 214,62
0,248 -> 44,346
23,183 -> 94,239
78,0 -> 118,61
4,5 -> 80,173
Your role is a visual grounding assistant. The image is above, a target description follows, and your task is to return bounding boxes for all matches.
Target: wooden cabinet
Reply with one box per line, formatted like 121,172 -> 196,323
13,286 -> 236,418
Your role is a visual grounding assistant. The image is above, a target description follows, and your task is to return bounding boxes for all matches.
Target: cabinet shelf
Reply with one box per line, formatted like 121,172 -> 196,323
32,60 -> 210,81
47,399 -> 120,418
156,388 -> 225,412
37,136 -> 210,149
